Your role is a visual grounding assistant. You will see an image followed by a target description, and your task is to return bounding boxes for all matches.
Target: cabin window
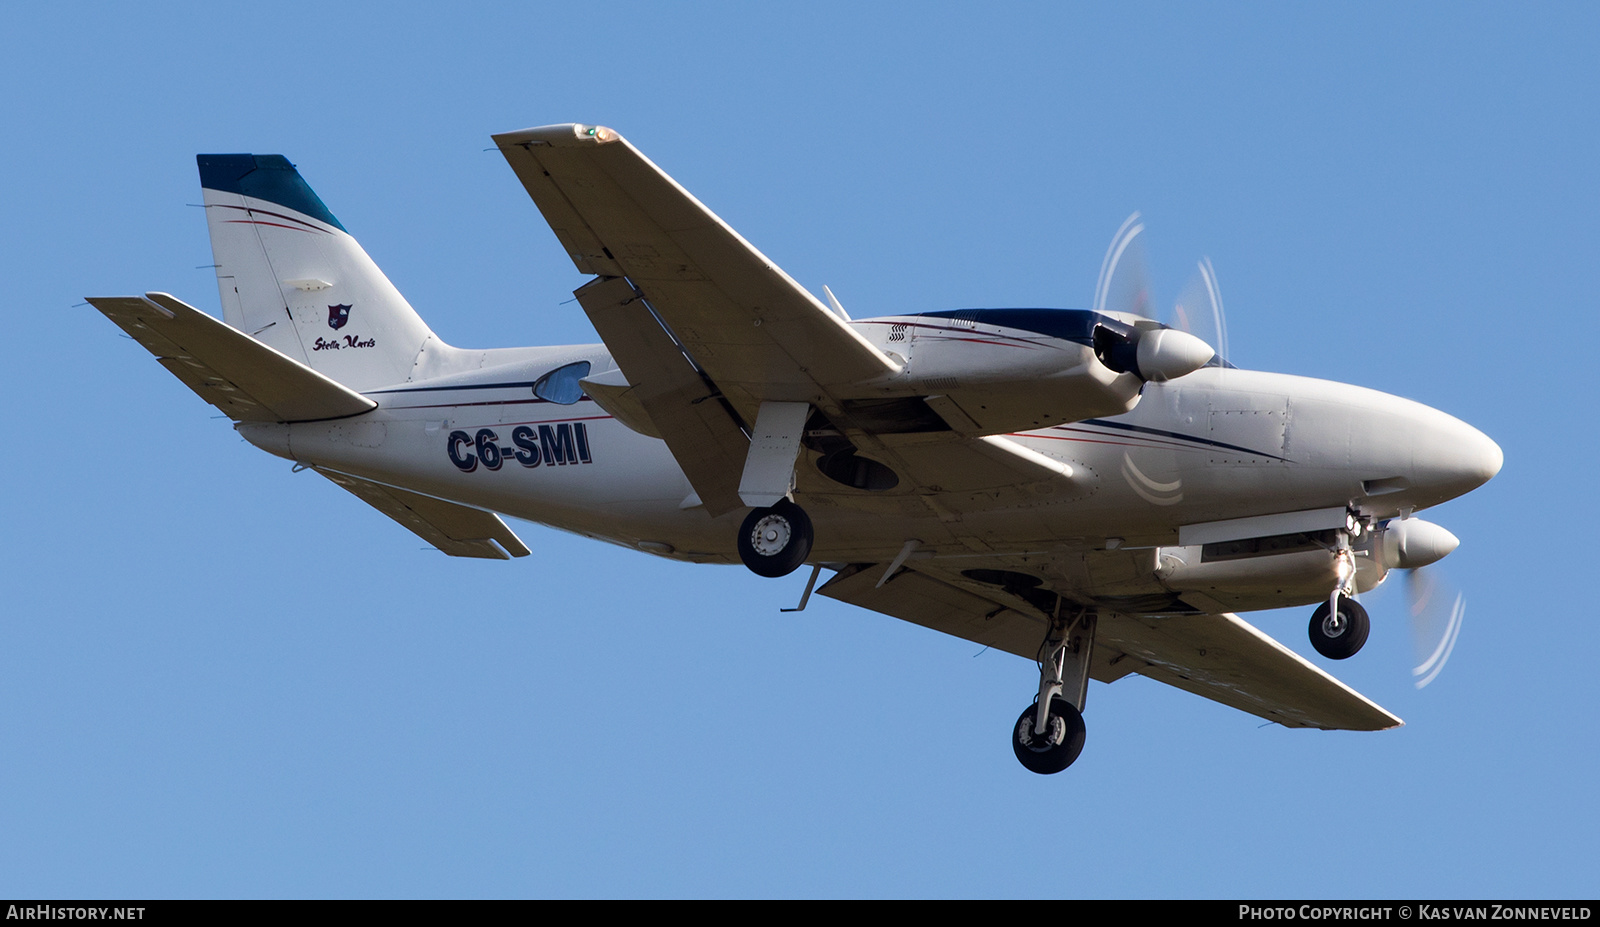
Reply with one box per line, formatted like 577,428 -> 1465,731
533,361 -> 591,405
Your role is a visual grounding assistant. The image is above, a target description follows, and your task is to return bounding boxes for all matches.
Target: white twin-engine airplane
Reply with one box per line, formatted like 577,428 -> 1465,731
92,124 -> 1501,774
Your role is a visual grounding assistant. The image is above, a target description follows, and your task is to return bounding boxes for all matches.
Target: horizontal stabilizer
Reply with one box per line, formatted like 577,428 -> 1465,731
315,468 -> 531,560
89,293 -> 375,422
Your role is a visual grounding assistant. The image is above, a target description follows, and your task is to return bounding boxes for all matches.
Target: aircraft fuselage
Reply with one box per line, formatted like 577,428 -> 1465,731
236,310 -> 1499,617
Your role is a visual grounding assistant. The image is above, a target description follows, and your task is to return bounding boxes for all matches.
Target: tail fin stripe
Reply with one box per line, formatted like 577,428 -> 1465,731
221,218 -> 325,234
211,202 -> 332,234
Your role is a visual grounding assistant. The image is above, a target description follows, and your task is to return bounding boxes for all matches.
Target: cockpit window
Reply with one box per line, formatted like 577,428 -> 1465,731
533,361 -> 591,404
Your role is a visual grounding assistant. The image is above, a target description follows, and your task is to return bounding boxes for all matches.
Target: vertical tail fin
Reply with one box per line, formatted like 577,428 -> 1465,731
198,154 -> 444,391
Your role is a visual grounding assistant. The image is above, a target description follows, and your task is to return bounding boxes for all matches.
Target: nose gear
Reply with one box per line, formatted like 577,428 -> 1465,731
1308,525 -> 1371,659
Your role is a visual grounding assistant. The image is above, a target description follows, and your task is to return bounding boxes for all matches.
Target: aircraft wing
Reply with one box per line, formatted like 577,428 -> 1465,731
496,125 -> 1097,514
1090,611 -> 1401,731
315,468 -> 532,560
494,123 -> 901,415
817,564 -> 1401,732
89,292 -> 375,423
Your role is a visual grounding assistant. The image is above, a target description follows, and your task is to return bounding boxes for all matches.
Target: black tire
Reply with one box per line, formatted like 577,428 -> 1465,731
1012,696 -> 1087,775
1309,598 -> 1370,660
736,500 -> 814,578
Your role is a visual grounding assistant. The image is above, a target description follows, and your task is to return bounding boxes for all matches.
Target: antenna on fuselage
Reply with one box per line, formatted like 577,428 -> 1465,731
822,285 -> 851,322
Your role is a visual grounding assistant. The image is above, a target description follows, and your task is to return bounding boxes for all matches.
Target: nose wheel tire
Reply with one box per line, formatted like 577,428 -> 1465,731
737,500 -> 814,578
1309,598 -> 1370,660
1012,696 -> 1086,775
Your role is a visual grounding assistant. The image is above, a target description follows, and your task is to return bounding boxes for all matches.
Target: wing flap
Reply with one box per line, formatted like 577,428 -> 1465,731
90,293 -> 375,422
494,124 -> 900,412
817,562 -> 1055,660
573,275 -> 748,516
316,468 -> 531,560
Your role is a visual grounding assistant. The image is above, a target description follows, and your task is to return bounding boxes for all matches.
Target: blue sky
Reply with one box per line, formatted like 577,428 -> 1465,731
2,1 -> 1595,898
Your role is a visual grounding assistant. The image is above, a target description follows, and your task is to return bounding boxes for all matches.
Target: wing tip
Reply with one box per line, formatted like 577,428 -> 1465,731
493,123 -> 620,148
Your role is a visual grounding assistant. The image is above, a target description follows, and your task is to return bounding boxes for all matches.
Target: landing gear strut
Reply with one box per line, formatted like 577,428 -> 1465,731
1013,604 -> 1096,774
733,400 -> 813,578
736,500 -> 813,577
1308,523 -> 1370,660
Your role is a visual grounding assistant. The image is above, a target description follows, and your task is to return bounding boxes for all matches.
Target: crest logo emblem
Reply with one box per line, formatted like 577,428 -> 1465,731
327,304 -> 352,330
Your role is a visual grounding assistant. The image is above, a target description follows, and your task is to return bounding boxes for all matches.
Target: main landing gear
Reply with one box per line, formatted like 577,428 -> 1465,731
736,500 -> 813,577
1014,697 -> 1086,775
734,400 -> 815,578
1013,605 -> 1097,774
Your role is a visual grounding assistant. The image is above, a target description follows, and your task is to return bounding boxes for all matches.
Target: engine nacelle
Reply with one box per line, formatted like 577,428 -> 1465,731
847,309 -> 1217,436
1155,544 -> 1341,604
850,313 -> 1146,434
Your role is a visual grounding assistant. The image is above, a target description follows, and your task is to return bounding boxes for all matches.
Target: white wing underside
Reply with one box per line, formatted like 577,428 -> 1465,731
494,124 -> 900,406
818,564 -> 1400,731
315,468 -> 531,560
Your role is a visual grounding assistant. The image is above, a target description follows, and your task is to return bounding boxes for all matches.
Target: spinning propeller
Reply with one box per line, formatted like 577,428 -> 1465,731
1093,211 -> 1231,367
1368,518 -> 1467,689
1406,568 -> 1466,689
1089,213 -> 1217,381
1095,213 -> 1465,687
